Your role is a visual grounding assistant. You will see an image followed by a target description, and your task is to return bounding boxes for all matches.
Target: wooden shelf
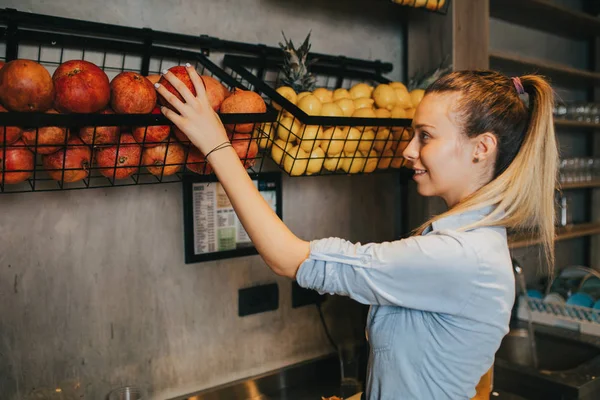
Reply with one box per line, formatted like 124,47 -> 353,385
555,119 -> 600,131
509,222 -> 600,249
489,50 -> 600,88
490,0 -> 600,40
560,180 -> 600,190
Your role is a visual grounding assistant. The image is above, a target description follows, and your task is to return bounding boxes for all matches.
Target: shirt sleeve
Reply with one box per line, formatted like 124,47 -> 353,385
295,231 -> 482,315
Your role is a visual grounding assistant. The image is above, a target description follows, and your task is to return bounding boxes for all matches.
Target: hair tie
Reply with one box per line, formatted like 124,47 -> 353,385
511,77 -> 525,95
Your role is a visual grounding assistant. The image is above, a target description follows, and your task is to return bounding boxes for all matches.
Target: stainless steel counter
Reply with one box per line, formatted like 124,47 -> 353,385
170,354 -> 530,400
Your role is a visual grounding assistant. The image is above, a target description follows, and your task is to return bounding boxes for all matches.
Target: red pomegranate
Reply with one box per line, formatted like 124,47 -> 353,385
110,71 -> 157,114
221,89 -> 267,133
132,107 -> 170,147
0,140 -> 34,184
53,60 -> 110,113
42,137 -> 92,182
141,139 -> 185,177
22,109 -> 69,154
0,105 -> 23,144
94,133 -> 142,179
173,126 -> 191,146
146,74 -> 161,85
0,59 -> 54,112
186,146 -> 212,175
201,75 -> 229,112
230,133 -> 259,169
157,66 -> 195,111
78,108 -> 120,145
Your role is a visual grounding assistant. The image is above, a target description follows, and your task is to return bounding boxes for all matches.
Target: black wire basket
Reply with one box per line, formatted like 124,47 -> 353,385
0,9 -> 277,194
389,0 -> 450,14
224,55 -> 416,177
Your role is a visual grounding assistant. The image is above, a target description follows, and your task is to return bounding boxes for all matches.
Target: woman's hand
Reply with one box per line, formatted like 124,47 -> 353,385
154,64 -> 229,156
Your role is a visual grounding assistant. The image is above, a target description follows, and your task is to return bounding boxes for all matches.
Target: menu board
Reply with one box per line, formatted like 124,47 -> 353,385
182,172 -> 282,263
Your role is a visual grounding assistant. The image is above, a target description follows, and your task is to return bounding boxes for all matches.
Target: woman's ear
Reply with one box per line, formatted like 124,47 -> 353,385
472,132 -> 498,163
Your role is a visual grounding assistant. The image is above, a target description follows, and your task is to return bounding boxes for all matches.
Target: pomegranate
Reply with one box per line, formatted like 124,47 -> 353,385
221,89 -> 267,133
173,126 -> 191,146
53,60 -> 110,113
201,75 -> 229,112
78,108 -> 120,145
141,139 -> 185,177
0,140 -> 34,184
22,109 -> 69,154
230,133 -> 259,169
0,105 -> 23,144
94,133 -> 142,180
110,71 -> 157,114
0,59 -> 54,112
146,74 -> 161,85
42,137 -> 92,182
132,107 -> 170,147
157,66 -> 195,110
186,146 -> 212,175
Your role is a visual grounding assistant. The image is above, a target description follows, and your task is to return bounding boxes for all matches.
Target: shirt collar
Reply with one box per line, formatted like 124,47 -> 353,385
423,205 -> 496,234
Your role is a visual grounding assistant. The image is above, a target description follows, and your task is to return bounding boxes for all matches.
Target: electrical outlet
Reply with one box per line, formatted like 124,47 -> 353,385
291,281 -> 325,308
238,283 -> 279,317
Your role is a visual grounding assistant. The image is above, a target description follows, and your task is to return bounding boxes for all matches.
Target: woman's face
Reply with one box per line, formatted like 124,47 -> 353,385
403,93 -> 484,207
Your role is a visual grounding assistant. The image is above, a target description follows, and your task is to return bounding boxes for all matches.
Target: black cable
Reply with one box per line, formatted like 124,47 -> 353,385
316,301 -> 339,353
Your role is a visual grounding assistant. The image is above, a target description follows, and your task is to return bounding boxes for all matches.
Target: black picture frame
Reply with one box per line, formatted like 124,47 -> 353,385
182,172 -> 283,264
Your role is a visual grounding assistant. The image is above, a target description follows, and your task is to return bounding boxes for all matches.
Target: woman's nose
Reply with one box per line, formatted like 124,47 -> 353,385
402,133 -> 419,162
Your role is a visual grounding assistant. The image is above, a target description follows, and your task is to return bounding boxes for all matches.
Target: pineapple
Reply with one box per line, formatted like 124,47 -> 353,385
279,32 -> 317,92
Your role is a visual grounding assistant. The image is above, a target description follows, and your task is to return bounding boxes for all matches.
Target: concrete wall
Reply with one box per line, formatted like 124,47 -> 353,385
0,1 -> 405,399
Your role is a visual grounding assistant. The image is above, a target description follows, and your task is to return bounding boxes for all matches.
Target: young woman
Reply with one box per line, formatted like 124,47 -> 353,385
155,67 -> 558,400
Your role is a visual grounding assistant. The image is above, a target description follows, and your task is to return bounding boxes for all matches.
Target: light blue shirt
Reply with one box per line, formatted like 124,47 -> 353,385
296,207 -> 515,400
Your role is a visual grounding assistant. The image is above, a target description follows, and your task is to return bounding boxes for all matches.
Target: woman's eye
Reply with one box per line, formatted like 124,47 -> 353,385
419,131 -> 430,142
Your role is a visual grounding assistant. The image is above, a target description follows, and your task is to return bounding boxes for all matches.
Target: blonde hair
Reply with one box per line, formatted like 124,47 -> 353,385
414,71 -> 559,272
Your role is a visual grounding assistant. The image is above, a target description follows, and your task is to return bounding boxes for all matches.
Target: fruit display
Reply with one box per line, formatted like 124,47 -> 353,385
0,59 -> 268,191
233,33 -> 417,177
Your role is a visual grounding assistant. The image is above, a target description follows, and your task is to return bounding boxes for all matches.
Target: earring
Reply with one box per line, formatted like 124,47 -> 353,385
473,157 -> 479,163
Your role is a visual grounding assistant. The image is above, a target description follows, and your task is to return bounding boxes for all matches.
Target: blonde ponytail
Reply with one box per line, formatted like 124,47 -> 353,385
415,72 -> 559,273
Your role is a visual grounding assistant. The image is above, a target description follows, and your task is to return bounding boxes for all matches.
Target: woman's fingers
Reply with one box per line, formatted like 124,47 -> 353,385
154,82 -> 188,115
185,64 -> 211,109
160,69 -> 197,107
159,104 -> 185,126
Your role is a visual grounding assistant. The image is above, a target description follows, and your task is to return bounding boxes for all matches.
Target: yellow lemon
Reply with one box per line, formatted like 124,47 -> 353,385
364,149 -> 378,173
374,108 -> 391,118
343,127 -> 363,154
353,97 -> 375,110
377,148 -> 394,170
283,145 -> 309,176
271,139 -> 294,165
373,128 -> 393,153
277,116 -> 302,142
319,126 -> 346,156
332,88 -> 351,101
349,83 -> 374,99
410,89 -> 425,108
253,122 -> 275,150
372,84 -> 397,110
312,88 -> 333,103
299,125 -> 323,152
358,129 -> 376,153
297,91 -> 312,101
335,98 -> 355,117
395,87 -> 413,109
323,154 -> 342,171
297,94 -> 322,116
405,108 -> 416,119
320,102 -> 344,117
306,147 -> 326,175
273,86 -> 297,110
352,108 -> 377,118
341,151 -> 366,174
389,81 -> 408,92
